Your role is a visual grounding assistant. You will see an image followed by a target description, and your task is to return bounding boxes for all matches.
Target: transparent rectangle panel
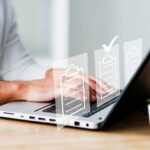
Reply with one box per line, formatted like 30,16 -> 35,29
124,38 -> 142,85
95,45 -> 120,107
52,53 -> 90,129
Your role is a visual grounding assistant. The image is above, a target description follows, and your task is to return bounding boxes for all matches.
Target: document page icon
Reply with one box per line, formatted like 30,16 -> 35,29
53,53 -> 90,128
124,39 -> 142,84
95,36 -> 120,107
99,53 -> 117,100
60,64 -> 86,118
127,46 -> 139,78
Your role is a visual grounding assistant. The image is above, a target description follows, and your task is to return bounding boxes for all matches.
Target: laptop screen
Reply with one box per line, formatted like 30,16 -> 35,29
101,50 -> 150,129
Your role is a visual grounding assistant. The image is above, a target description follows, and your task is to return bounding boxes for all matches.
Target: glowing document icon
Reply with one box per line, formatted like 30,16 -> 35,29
99,35 -> 119,100
124,39 -> 142,84
99,53 -> 117,100
126,46 -> 140,82
60,64 -> 86,118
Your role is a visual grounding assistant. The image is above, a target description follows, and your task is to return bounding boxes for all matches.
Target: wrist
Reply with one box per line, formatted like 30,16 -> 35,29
10,81 -> 28,101
0,81 -> 29,105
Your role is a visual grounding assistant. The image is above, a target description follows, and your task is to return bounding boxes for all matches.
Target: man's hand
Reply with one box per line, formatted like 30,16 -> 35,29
0,69 -> 110,104
19,69 -> 110,103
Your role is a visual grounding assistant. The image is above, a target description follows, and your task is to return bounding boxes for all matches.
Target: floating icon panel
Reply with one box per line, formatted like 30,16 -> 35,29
60,64 -> 86,118
124,39 -> 142,84
95,45 -> 120,107
99,54 -> 117,100
127,46 -> 139,77
52,53 -> 90,129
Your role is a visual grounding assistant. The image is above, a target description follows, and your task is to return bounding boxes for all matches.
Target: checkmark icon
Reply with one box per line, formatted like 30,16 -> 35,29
102,35 -> 119,52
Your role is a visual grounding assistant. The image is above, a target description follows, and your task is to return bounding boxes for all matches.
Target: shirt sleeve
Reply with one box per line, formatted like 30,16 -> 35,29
0,1 -> 47,81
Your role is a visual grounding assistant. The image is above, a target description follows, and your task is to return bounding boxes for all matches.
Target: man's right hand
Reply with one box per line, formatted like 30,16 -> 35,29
18,69 -> 110,103
0,69 -> 110,105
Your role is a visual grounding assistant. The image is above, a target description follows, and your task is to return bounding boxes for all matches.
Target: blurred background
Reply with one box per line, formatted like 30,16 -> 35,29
12,0 -> 150,86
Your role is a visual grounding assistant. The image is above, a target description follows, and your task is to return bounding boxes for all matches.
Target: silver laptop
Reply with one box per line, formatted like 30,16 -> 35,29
0,50 -> 149,130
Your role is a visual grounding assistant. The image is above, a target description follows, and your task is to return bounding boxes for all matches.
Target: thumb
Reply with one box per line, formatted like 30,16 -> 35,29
45,69 -> 53,79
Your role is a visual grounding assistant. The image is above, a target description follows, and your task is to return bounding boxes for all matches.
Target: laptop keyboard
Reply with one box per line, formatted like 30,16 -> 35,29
42,96 -> 120,117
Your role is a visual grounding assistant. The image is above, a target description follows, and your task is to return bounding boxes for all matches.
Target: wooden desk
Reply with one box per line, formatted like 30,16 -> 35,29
0,111 -> 149,150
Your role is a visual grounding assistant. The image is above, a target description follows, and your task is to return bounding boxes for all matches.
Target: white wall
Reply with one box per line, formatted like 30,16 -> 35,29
69,0 -> 150,87
12,0 -> 51,56
50,0 -> 69,60
11,0 -> 150,80
12,0 -> 70,68
69,0 -> 150,55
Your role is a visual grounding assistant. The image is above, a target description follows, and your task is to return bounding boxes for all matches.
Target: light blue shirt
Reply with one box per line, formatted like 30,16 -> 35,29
0,0 -> 46,80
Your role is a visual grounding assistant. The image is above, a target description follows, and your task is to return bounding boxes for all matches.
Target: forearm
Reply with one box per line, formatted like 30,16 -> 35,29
0,81 -> 24,105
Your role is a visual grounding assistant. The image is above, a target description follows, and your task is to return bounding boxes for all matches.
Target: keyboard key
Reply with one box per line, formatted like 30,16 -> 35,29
42,96 -> 120,118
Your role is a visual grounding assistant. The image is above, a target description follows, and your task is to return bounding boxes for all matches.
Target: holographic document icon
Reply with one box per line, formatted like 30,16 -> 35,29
124,39 -> 142,84
99,35 -> 119,99
99,53 -> 117,99
60,64 -> 86,118
126,46 -> 140,81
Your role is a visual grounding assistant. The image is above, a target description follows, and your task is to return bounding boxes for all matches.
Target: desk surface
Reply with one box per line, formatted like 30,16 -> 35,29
0,111 -> 150,150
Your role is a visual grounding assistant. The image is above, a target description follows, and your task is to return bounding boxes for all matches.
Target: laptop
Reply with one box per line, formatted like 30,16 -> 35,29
0,50 -> 149,130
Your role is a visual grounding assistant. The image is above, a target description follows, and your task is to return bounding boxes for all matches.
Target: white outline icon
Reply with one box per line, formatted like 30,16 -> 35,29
124,39 -> 142,84
99,54 -> 117,99
60,64 -> 86,120
126,46 -> 141,82
99,35 -> 119,100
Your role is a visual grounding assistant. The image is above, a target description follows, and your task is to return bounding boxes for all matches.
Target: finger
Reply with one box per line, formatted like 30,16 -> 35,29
45,69 -> 53,79
83,75 -> 107,98
88,76 -> 115,97
63,90 -> 85,101
90,94 -> 97,102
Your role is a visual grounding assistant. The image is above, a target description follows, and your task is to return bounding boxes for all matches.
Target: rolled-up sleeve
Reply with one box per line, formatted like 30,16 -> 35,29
0,1 -> 47,81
